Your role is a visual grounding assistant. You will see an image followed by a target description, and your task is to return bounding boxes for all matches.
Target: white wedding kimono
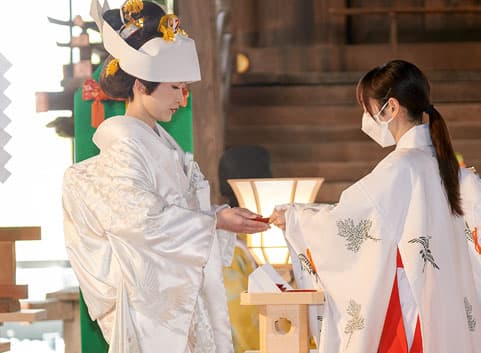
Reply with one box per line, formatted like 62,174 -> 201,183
284,124 -> 481,353
62,116 -> 236,353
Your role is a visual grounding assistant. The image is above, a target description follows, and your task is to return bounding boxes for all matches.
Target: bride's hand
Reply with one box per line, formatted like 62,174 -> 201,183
216,207 -> 270,234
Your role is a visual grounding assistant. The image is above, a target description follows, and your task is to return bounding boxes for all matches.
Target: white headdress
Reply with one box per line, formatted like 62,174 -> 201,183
90,0 -> 201,83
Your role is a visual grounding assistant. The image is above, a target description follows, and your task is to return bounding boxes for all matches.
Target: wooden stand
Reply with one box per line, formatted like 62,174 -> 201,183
0,227 -> 41,312
241,291 -> 324,353
0,287 -> 81,353
0,227 -> 42,352
0,341 -> 10,353
46,287 -> 81,353
0,228 -> 81,353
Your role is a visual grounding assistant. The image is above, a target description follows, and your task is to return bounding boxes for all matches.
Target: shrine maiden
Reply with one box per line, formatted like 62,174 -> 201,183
62,1 -> 268,353
271,60 -> 481,353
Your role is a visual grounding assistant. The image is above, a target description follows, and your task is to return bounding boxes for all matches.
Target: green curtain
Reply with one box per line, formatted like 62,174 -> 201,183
73,67 -> 193,163
73,65 -> 193,353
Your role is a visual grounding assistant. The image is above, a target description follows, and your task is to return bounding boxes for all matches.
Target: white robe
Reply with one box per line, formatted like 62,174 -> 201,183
62,116 -> 236,353
461,167 -> 481,306
284,124 -> 481,353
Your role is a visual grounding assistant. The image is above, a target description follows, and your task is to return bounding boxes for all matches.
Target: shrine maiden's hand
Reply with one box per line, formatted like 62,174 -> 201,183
269,209 -> 286,230
216,207 -> 270,234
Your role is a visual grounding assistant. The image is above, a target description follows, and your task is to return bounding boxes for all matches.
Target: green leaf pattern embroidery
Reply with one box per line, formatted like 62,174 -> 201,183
298,253 -> 321,283
408,236 -> 440,272
465,297 -> 477,332
317,315 -> 323,335
465,222 -> 474,243
344,299 -> 365,349
337,218 -> 380,253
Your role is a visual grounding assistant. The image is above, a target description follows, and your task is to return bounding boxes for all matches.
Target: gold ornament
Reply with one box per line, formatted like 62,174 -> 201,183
159,25 -> 175,41
123,0 -> 143,18
130,16 -> 144,30
106,58 -> 120,77
119,18 -> 144,39
178,29 -> 188,38
157,14 -> 187,42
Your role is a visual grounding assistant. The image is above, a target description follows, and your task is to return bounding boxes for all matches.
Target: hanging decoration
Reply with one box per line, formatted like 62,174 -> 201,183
81,78 -> 125,128
0,52 -> 12,182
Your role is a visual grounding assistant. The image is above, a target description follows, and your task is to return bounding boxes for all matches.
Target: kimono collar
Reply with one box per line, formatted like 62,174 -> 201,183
152,122 -> 184,153
93,116 -> 181,153
395,123 -> 432,150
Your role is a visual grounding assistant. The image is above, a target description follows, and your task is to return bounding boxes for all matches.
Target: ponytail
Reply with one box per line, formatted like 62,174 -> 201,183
427,105 -> 463,216
357,60 -> 463,216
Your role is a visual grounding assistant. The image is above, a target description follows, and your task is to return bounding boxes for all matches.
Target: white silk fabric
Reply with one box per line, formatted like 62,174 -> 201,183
62,116 -> 235,353
284,124 -> 481,353
461,167 -> 481,309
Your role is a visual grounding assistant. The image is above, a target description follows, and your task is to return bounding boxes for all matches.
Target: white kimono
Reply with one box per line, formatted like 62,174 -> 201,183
62,116 -> 236,353
461,167 -> 481,306
284,124 -> 481,353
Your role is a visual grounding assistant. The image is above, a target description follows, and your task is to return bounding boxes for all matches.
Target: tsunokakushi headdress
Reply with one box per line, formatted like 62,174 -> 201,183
90,0 -> 201,83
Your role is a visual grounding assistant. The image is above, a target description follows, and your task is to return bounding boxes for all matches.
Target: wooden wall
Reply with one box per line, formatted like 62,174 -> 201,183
231,0 -> 343,46
178,0 -> 481,203
225,0 -> 481,204
177,1 -> 225,203
231,0 -> 481,48
349,0 -> 481,43
229,0 -> 481,75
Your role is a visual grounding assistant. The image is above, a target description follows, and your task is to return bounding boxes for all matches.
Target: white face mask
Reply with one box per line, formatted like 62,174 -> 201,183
361,101 -> 395,148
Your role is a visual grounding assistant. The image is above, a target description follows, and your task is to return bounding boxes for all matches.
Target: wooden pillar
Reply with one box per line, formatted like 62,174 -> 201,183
231,0 -> 257,47
326,0 -> 349,71
177,1 -> 224,204
46,288 -> 81,353
424,0 -> 445,32
312,0 -> 331,43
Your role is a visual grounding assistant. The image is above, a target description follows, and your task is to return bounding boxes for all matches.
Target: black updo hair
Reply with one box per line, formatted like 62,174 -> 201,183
99,1 -> 166,100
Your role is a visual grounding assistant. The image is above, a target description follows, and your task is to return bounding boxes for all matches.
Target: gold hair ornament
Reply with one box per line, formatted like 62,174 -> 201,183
119,17 -> 144,39
106,58 -> 120,77
120,0 -> 144,39
157,14 -> 188,42
123,0 -> 143,22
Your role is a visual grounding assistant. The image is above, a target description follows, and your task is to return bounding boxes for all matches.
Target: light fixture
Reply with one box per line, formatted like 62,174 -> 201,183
236,53 -> 250,74
227,178 -> 324,265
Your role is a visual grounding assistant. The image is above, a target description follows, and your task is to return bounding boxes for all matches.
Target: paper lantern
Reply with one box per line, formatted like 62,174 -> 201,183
228,178 -> 323,265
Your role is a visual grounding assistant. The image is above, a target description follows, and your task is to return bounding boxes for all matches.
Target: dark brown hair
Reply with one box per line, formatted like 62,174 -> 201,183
356,60 -> 463,216
99,2 -> 165,100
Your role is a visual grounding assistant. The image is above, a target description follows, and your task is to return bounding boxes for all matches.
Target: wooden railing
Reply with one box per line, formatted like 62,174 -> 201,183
0,341 -> 9,353
329,6 -> 481,52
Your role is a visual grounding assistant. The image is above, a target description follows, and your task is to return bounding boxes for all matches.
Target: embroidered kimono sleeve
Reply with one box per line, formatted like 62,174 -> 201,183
67,138 -> 216,269
215,229 -> 236,267
285,184 -> 393,352
461,168 -> 481,303
187,152 -> 235,267
213,205 -> 236,267
63,180 -> 118,321
285,183 -> 389,277
461,168 -> 481,244
63,138 -> 216,353
285,153 -> 414,275
284,154 -> 413,352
